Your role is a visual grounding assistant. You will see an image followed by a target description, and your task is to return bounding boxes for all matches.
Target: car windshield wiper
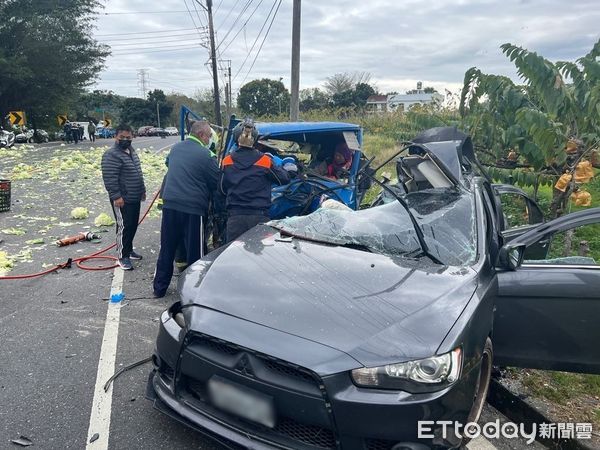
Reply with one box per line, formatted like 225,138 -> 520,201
363,173 -> 444,265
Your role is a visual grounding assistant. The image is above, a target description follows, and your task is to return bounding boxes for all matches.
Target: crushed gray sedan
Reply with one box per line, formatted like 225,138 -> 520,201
147,128 -> 600,449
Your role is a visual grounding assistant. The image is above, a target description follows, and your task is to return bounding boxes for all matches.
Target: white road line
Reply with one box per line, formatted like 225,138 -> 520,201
467,435 -> 497,449
85,268 -> 125,449
154,141 -> 176,154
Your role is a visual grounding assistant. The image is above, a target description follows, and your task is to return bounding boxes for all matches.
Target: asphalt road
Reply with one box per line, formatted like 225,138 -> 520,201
0,137 -> 546,449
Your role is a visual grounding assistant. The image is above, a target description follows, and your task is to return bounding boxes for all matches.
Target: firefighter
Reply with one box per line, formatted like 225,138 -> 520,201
220,118 -> 295,242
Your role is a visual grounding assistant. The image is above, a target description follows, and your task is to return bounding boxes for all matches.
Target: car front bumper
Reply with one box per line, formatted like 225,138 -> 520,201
147,307 -> 480,450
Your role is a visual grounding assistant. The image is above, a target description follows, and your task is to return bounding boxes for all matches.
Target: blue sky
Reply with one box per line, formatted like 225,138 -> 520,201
91,0 -> 600,98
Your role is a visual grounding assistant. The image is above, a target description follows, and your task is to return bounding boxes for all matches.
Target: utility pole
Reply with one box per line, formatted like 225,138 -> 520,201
290,0 -> 301,121
219,59 -> 232,121
205,0 -> 222,126
228,64 -> 232,117
156,101 -> 161,128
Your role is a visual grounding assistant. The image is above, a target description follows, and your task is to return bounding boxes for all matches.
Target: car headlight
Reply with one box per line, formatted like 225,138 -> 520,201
351,348 -> 462,393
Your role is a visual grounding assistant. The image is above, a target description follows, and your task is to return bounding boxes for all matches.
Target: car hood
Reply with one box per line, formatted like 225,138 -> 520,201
179,225 -> 478,367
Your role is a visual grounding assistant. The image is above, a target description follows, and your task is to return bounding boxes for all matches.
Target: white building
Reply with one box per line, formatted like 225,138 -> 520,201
366,83 -> 444,113
387,92 -> 443,111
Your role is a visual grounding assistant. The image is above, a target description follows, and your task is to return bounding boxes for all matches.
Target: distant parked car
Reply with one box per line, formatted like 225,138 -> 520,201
148,127 -> 167,137
97,127 -> 116,139
165,126 -> 178,136
15,129 -> 50,143
138,126 -> 154,136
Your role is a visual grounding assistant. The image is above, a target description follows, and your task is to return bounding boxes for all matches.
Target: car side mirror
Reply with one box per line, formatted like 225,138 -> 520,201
498,245 -> 525,271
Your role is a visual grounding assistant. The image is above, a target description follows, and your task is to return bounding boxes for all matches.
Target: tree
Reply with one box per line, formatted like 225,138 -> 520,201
74,90 -> 124,124
353,83 -> 377,106
237,79 -> 289,116
120,98 -> 155,128
331,83 -> 377,109
0,0 -> 109,130
460,40 -> 600,216
323,71 -> 372,96
147,89 -> 173,126
299,88 -> 330,111
193,88 -> 227,123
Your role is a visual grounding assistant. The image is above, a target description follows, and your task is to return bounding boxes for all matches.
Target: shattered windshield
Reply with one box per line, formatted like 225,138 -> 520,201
269,189 -> 477,266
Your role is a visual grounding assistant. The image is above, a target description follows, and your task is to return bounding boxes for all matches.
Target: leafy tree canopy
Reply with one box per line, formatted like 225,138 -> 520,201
237,79 -> 289,116
299,88 -> 330,112
0,0 -> 109,129
460,39 -> 600,216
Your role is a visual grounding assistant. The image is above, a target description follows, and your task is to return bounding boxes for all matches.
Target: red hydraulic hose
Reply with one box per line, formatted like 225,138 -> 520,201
0,189 -> 161,280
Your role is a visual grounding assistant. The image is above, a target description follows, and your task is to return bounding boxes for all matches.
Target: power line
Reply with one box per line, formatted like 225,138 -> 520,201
99,32 -> 201,42
217,0 -> 265,54
110,44 -> 204,56
191,0 -> 207,29
108,38 -> 206,48
239,0 -> 282,84
111,41 -> 204,52
216,0 -> 254,49
215,0 -> 243,33
183,0 -> 209,46
101,10 -> 189,15
95,28 -> 196,37
233,0 -> 278,81
230,0 -> 276,81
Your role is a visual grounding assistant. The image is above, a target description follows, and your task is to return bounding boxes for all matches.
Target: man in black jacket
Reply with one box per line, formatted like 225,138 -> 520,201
153,120 -> 220,298
101,124 -> 146,270
221,118 -> 294,242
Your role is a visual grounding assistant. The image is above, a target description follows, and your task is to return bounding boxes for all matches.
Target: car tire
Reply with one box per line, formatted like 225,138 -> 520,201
465,337 -> 493,433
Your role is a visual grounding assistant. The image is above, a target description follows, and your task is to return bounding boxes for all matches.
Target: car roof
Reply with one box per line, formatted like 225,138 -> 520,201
256,121 -> 360,138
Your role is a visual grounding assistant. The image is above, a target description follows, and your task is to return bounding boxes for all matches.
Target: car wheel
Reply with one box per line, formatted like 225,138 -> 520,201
466,337 -> 493,428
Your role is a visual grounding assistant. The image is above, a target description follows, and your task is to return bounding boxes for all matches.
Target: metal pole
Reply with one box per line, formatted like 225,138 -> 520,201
156,101 -> 161,128
225,83 -> 230,119
206,0 -> 222,126
228,64 -> 232,117
290,0 -> 301,121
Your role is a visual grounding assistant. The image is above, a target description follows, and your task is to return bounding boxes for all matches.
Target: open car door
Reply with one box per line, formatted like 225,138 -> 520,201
493,207 -> 600,374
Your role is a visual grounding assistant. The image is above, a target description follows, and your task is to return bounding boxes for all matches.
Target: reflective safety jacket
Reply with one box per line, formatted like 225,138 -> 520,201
220,147 -> 290,215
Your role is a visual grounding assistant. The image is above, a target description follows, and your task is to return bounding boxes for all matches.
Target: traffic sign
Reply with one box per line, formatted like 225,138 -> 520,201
57,115 -> 68,127
8,111 -> 25,126
104,118 -> 112,128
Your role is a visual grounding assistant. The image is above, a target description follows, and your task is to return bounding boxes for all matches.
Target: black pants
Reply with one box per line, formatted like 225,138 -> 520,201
153,208 -> 205,296
226,213 -> 269,243
90,132 -> 95,142
110,201 -> 140,259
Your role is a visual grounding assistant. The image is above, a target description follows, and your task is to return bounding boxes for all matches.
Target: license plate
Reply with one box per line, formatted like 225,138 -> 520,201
208,376 -> 276,428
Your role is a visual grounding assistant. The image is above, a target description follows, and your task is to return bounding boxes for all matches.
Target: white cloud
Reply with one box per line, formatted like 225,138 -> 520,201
92,0 -> 600,98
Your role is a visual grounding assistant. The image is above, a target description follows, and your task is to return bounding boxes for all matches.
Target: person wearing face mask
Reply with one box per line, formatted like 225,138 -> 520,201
152,120 -> 220,298
101,124 -> 146,270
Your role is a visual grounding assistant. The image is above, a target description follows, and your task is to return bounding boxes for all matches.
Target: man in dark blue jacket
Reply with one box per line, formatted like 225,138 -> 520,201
101,124 -> 146,270
153,120 -> 219,298
221,118 -> 294,242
